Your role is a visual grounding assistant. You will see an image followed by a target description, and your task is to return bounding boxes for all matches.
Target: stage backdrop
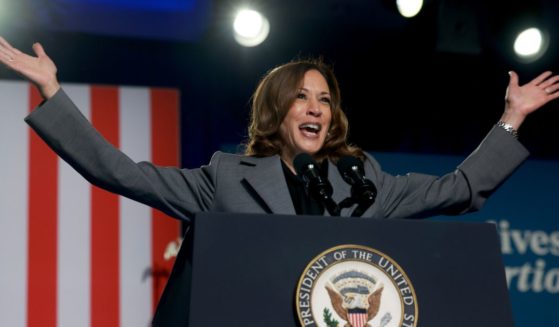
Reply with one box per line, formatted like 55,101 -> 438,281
374,151 -> 559,327
0,81 -> 181,327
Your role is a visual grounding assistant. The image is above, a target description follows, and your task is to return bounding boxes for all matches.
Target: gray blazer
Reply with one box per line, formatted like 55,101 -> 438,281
25,89 -> 530,221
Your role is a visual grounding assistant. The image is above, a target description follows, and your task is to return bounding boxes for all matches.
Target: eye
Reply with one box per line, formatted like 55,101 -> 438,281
320,97 -> 331,104
296,92 -> 307,100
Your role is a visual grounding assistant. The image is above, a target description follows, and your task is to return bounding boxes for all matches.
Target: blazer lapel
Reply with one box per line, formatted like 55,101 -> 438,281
240,156 -> 296,215
239,157 -> 354,216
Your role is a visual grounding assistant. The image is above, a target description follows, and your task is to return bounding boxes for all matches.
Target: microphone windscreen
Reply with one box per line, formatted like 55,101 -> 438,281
337,155 -> 362,175
293,153 -> 315,175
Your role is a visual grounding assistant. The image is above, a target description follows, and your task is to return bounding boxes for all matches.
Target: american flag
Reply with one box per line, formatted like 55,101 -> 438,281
0,81 -> 182,327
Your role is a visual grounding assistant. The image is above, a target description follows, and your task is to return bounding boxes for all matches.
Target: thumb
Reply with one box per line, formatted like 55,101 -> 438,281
32,42 -> 47,58
508,70 -> 519,88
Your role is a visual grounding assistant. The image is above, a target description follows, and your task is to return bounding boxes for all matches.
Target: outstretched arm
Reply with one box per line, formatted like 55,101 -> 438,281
1,37 -> 216,220
0,37 -> 60,99
501,71 -> 559,130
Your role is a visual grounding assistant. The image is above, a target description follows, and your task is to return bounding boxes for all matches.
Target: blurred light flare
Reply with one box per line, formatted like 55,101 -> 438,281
513,27 -> 548,62
233,9 -> 269,47
396,0 -> 423,18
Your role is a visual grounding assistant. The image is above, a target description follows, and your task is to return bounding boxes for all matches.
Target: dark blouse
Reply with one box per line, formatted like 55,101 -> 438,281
281,159 -> 327,215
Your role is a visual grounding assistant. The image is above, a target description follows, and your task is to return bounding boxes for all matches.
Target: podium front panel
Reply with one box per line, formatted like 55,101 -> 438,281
164,213 -> 513,327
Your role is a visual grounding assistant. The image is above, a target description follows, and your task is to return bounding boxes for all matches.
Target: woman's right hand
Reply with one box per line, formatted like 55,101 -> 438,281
0,37 -> 60,99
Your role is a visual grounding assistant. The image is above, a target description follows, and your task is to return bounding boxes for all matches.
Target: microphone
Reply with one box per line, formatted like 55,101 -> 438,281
293,153 -> 340,216
337,155 -> 377,217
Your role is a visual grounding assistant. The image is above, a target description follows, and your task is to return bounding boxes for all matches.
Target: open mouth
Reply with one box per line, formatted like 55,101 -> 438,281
299,123 -> 321,135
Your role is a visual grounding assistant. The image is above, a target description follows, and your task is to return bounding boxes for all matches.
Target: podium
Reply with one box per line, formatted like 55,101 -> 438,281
153,213 -> 513,327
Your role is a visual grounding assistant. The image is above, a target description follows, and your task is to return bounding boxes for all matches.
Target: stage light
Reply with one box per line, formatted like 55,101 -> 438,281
396,0 -> 423,18
482,1 -> 550,64
513,27 -> 548,63
233,9 -> 269,47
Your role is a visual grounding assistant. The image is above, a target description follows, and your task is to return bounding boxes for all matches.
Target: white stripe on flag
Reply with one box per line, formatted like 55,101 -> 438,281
0,81 -> 29,327
119,87 -> 153,327
57,84 -> 92,327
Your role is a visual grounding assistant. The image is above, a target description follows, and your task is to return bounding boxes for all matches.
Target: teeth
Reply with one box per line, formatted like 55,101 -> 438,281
300,123 -> 320,132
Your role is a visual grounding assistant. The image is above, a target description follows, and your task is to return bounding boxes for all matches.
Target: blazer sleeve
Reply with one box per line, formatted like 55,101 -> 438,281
25,88 -> 218,221
366,126 -> 530,219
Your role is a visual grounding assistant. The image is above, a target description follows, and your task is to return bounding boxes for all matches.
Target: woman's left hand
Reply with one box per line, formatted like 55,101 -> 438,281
502,71 -> 559,129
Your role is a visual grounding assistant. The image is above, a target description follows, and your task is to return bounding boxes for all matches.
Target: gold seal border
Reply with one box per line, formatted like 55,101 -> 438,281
295,244 -> 419,327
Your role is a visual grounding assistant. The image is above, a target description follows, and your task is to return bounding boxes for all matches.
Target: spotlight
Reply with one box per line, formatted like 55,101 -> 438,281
513,27 -> 548,63
396,0 -> 424,18
483,1 -> 549,64
233,9 -> 270,47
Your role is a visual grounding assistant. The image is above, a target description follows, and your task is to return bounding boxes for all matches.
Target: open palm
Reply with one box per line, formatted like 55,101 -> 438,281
505,71 -> 559,117
0,37 -> 60,98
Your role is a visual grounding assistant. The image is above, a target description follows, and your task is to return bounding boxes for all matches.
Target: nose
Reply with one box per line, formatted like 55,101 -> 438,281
306,97 -> 322,117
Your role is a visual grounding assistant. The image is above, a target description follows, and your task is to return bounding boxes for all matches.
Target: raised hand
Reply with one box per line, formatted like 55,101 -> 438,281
0,37 -> 60,99
502,71 -> 559,129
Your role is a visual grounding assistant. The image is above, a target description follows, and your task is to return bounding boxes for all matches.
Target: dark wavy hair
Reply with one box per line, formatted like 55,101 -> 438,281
244,58 -> 364,162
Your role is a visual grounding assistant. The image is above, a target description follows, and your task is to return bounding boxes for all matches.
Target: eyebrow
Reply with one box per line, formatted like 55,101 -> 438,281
299,87 -> 331,96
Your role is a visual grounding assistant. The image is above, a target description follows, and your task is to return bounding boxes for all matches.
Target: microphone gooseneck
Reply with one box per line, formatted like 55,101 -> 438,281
293,153 -> 340,216
337,155 -> 377,217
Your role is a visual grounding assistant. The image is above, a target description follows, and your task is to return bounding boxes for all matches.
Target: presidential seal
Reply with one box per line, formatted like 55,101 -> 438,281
295,245 -> 418,327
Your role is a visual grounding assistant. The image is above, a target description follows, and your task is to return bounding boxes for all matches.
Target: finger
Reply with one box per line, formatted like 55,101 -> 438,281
32,42 -> 46,57
538,75 -> 559,89
0,46 -> 12,59
0,36 -> 17,54
549,92 -> 559,102
531,71 -> 553,86
508,71 -> 519,88
0,48 -> 15,64
0,37 -> 16,58
0,36 -> 12,49
0,51 -> 14,64
544,84 -> 559,95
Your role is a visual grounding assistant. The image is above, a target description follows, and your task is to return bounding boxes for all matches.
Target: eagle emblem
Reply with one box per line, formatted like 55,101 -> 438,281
325,270 -> 384,327
295,245 -> 417,327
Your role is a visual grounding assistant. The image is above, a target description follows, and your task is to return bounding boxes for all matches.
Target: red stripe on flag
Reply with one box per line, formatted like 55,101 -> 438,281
349,313 -> 368,327
90,86 -> 120,327
27,87 -> 58,327
150,88 -> 181,311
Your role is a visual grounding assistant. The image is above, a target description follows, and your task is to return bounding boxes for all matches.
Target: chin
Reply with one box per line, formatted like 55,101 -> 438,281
294,139 -> 326,156
299,146 -> 322,156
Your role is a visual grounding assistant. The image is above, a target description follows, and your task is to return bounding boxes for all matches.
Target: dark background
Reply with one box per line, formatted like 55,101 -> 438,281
1,0 -> 558,167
